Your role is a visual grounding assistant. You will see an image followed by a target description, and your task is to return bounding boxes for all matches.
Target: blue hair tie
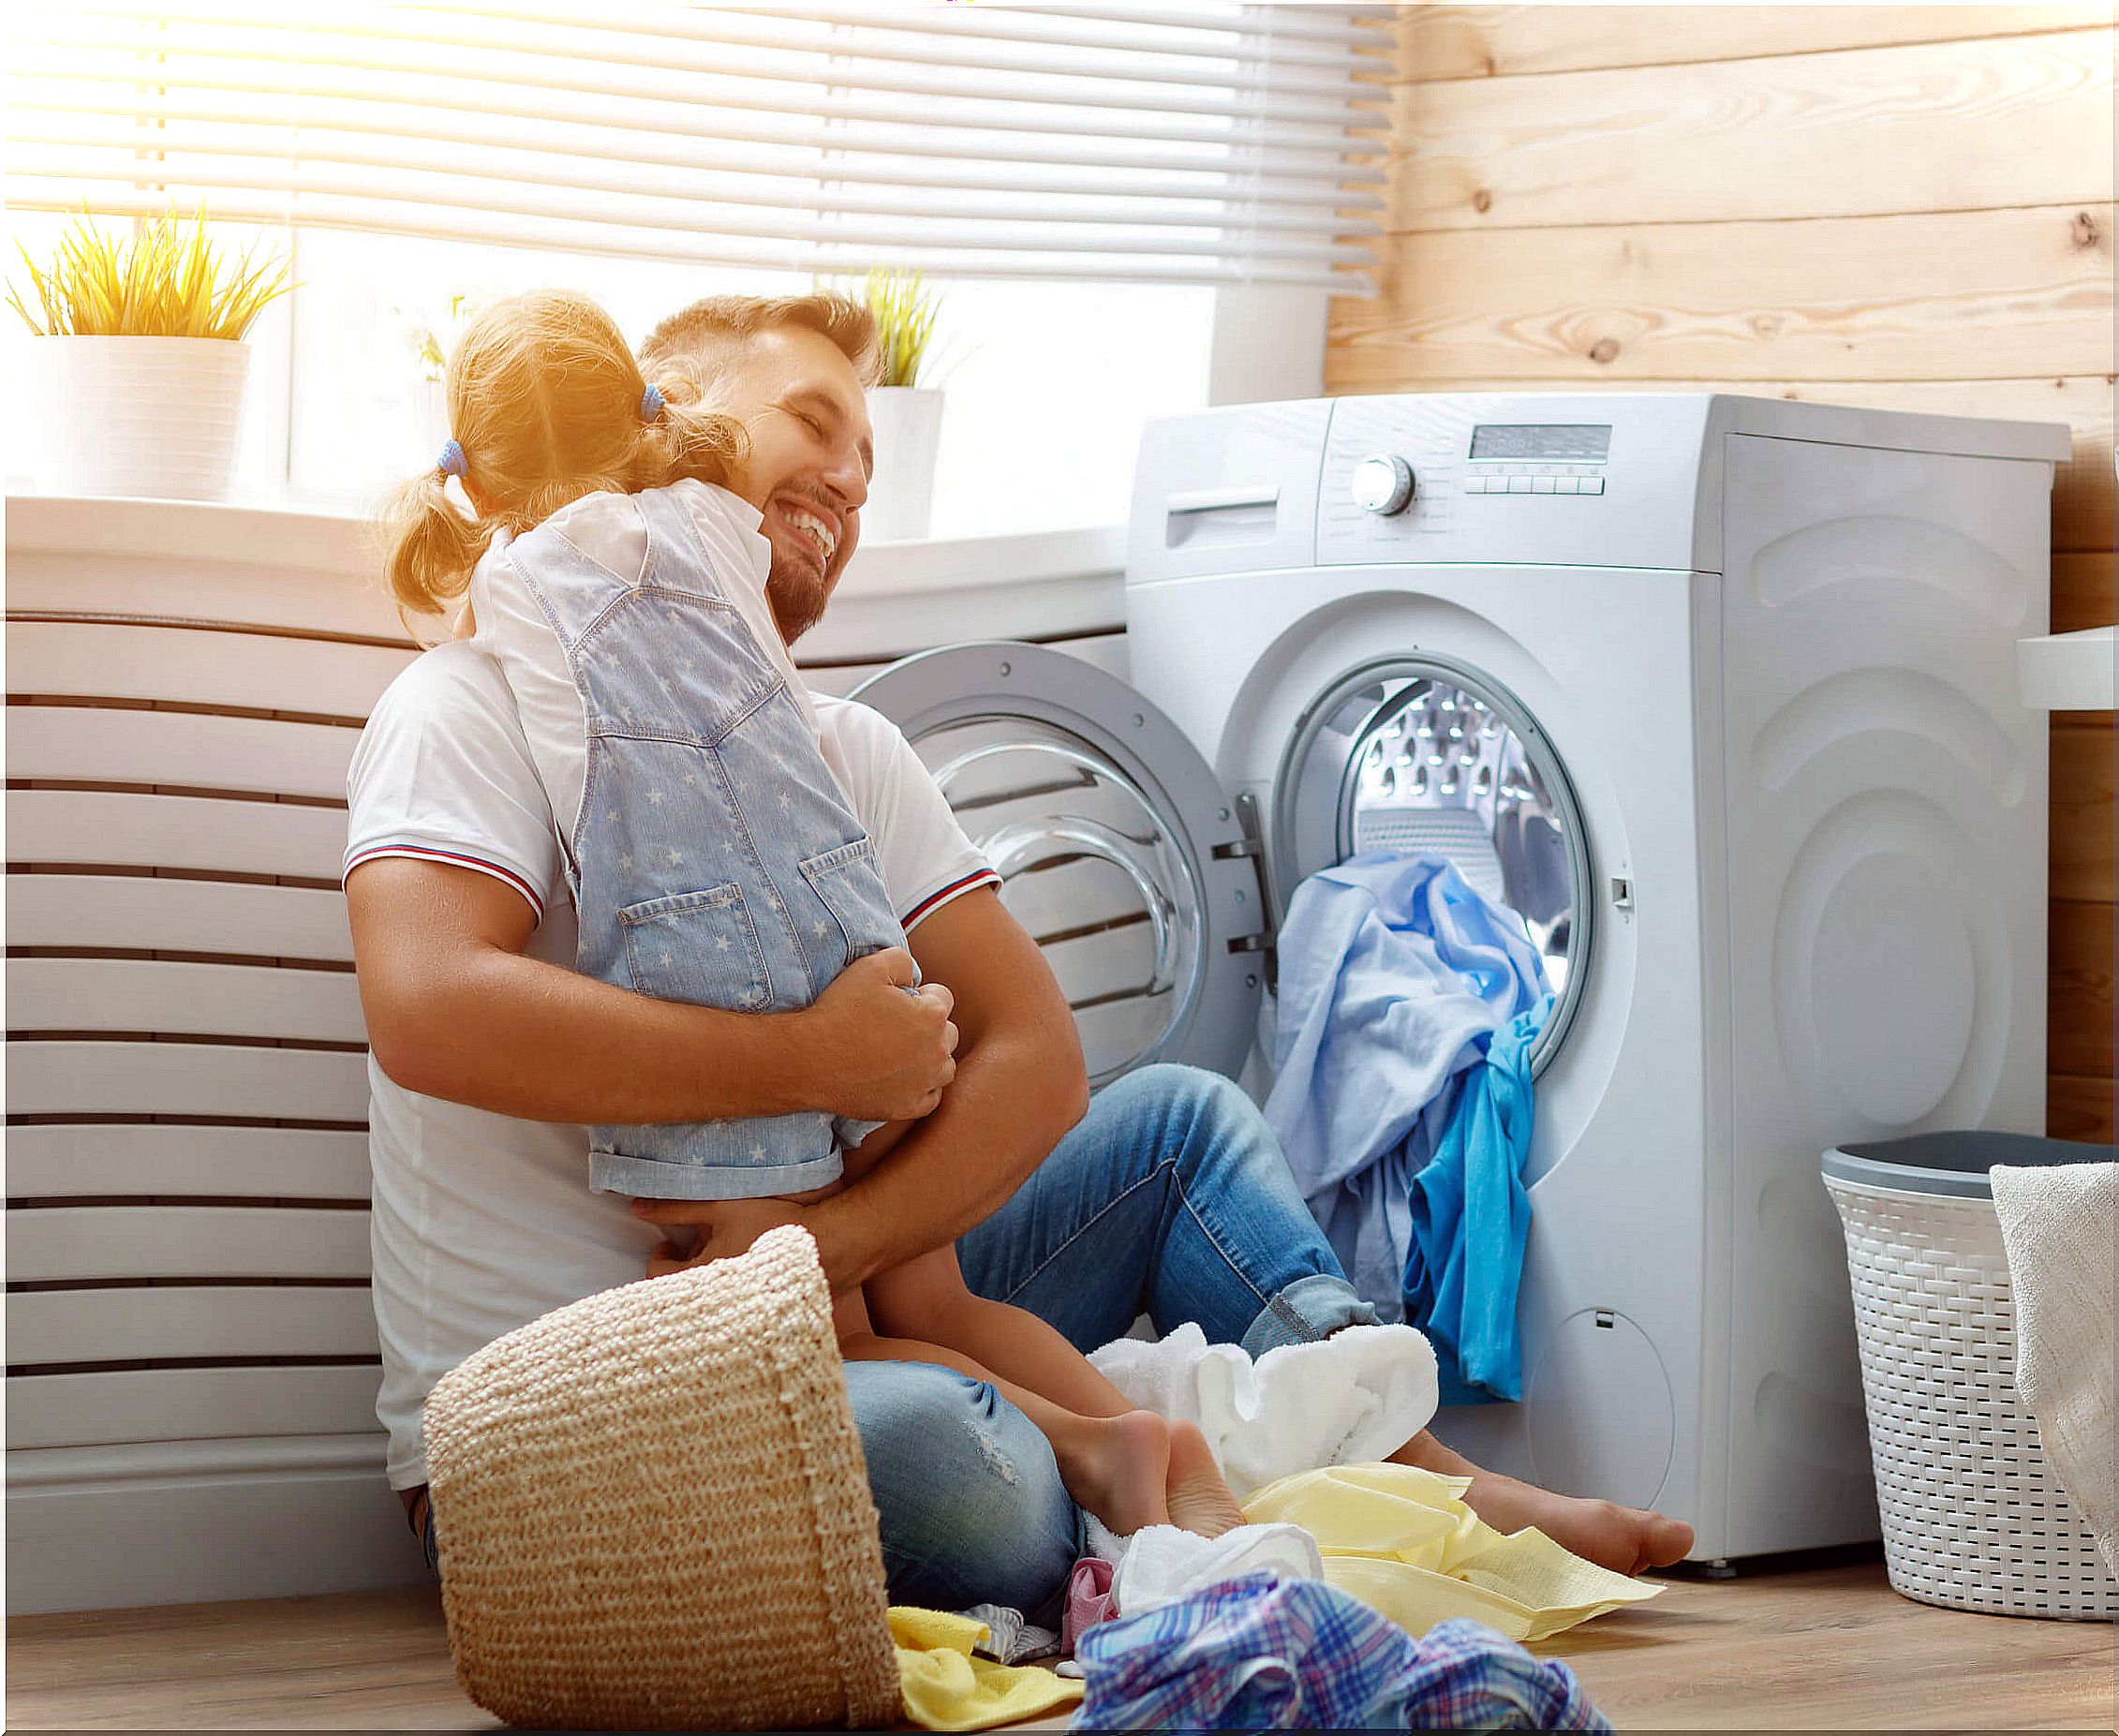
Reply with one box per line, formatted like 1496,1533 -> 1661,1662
436,438 -> 467,480
638,382 -> 665,423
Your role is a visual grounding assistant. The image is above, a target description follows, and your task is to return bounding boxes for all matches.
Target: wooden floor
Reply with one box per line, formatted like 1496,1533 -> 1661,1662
7,1557 -> 2113,1731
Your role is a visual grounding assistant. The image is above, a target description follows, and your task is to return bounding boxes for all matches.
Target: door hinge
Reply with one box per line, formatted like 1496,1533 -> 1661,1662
1222,791 -> 1277,992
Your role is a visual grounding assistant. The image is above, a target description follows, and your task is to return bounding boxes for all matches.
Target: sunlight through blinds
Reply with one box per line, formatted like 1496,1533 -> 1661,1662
7,2 -> 1392,289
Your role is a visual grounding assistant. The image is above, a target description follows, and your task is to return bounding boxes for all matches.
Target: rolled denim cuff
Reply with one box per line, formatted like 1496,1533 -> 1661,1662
1238,1272 -> 1381,1358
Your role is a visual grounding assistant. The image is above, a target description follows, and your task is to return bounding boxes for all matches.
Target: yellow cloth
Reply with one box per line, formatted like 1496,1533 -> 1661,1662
889,1606 -> 1084,1732
1240,1462 -> 1664,1643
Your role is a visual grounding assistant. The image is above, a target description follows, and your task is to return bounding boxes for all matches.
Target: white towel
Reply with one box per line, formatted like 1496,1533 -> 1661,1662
1110,1521 -> 1325,1616
1088,1321 -> 1439,1502
1990,1161 -> 2118,1580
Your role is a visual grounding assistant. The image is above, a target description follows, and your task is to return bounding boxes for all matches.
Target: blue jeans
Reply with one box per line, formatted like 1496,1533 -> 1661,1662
856,1062 -> 1377,1620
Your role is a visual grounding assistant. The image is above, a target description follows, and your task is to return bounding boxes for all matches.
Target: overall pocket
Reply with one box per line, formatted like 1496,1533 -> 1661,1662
618,882 -> 772,1012
799,837 -> 904,972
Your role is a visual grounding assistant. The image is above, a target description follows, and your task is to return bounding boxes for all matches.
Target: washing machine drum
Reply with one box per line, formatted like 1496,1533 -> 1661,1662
1270,654 -> 1593,1076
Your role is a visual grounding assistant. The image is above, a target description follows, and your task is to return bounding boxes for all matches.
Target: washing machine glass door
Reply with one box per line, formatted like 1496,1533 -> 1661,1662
851,642 -> 1267,1087
1270,653 -> 1593,1075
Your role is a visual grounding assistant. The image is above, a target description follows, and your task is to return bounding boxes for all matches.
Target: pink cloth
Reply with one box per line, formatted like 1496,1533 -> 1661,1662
1063,1555 -> 1119,1653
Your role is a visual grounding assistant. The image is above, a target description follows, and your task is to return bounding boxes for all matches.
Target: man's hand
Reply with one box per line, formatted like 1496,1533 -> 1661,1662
794,947 -> 958,1121
635,1194 -> 811,1277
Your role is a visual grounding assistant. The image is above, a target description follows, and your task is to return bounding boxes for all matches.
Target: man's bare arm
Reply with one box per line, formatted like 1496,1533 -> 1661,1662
803,885 -> 1089,1291
346,856 -> 956,1124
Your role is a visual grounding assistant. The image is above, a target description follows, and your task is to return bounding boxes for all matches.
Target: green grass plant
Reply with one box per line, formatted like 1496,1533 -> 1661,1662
861,265 -> 942,390
8,207 -> 293,341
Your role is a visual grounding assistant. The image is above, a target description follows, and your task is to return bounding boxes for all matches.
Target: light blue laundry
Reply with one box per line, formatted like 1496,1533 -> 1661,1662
1264,853 -> 1547,1344
1412,1001 -> 1548,1402
1071,1571 -> 1610,1731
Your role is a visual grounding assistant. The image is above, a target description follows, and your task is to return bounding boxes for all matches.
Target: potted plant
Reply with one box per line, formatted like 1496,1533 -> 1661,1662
856,265 -> 946,541
397,290 -> 473,454
9,207 -> 292,502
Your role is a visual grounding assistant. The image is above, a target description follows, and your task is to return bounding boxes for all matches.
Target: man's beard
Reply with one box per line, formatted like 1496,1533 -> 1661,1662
764,543 -> 830,645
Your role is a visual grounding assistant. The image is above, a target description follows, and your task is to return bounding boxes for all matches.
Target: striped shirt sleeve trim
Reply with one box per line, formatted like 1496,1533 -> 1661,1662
902,868 -> 1001,932
343,844 -> 546,918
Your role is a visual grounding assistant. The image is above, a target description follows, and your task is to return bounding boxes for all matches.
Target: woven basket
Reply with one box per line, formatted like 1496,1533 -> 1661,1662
1826,1151 -> 2116,1620
423,1225 -> 902,1729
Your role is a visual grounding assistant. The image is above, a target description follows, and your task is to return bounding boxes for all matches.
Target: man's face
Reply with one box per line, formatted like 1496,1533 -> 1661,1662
695,324 -> 873,645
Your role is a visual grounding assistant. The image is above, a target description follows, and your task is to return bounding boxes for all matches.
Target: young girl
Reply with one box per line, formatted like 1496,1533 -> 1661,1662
378,289 -> 1246,1539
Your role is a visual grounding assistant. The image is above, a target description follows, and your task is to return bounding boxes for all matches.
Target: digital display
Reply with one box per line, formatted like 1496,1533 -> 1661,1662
1470,423 -> 1612,463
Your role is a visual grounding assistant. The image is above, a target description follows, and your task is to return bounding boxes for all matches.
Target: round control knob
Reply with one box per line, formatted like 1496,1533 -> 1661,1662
1352,453 -> 1415,515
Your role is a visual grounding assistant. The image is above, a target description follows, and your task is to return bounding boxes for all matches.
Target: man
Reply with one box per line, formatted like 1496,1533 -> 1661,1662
345,291 -> 1692,1616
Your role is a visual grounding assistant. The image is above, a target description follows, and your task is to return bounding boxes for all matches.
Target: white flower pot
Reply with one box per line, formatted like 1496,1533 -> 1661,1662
30,334 -> 251,501
862,385 -> 944,542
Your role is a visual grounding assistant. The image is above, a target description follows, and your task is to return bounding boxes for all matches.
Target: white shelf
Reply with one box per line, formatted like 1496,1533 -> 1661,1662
2018,626 -> 2116,713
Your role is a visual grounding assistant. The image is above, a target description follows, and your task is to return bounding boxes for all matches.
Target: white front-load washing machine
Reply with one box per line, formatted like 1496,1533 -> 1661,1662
856,391 -> 2069,1563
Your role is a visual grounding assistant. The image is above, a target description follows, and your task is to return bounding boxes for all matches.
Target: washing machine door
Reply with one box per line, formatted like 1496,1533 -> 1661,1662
851,642 -> 1267,1087
1268,650 -> 1595,1076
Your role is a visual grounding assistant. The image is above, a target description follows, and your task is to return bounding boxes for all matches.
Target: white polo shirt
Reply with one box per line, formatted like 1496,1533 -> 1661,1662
345,635 -> 996,1491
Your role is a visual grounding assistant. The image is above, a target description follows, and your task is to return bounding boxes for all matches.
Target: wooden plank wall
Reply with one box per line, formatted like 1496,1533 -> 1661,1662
1334,4 -> 2116,1139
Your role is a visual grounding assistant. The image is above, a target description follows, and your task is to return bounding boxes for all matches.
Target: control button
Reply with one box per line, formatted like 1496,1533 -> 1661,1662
1463,477 -> 1489,494
1532,476 -> 1556,495
1552,476 -> 1579,494
1505,476 -> 1532,493
1352,453 -> 1415,515
1581,477 -> 1606,495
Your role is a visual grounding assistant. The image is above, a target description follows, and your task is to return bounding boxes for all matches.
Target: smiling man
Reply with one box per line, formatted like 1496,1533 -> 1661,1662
345,290 -> 1692,1617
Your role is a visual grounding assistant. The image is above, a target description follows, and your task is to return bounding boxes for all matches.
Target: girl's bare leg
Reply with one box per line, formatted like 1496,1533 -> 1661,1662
831,1283 -> 1172,1535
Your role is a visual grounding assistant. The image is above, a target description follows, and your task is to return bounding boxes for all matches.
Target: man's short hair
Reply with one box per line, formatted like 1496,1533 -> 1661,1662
640,292 -> 881,392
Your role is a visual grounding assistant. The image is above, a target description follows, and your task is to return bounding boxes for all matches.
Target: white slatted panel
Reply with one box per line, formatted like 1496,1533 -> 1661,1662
7,705 -> 361,799
8,1207 -> 372,1283
7,620 -> 415,716
8,958 -> 367,1044
10,1286 -> 381,1364
7,1042 -> 371,1121
987,853 -> 1156,942
7,1125 -> 371,1201
10,791 -> 348,881
7,556 -> 400,1612
8,1366 -> 386,1448
7,875 -> 356,961
1075,992 -> 1183,1085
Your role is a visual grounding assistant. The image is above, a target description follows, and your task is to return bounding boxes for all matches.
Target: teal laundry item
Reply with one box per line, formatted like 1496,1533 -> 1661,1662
1264,853 -> 1548,1362
1408,1001 -> 1548,1403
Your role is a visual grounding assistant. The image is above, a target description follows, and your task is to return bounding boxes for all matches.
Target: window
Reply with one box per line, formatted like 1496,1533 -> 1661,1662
8,4 -> 1386,536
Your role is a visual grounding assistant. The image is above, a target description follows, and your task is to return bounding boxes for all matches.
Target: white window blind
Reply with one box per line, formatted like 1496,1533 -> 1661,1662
7,2 -> 1389,289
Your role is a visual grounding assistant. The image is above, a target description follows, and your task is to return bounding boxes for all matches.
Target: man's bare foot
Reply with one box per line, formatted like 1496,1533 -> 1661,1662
1054,1409 -> 1172,1536
1389,1432 -> 1693,1576
1164,1421 -> 1250,1538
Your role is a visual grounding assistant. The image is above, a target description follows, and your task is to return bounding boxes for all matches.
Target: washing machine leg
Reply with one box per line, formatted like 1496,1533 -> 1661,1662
1701,1558 -> 1737,1580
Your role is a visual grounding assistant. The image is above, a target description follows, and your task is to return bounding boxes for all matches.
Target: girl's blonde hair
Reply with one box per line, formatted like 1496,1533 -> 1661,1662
378,289 -> 745,626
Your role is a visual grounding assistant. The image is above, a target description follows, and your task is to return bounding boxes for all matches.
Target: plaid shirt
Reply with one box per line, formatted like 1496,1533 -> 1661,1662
1072,1570 -> 1611,1731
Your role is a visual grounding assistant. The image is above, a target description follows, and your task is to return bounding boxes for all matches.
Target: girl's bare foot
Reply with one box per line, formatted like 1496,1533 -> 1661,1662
1054,1409 -> 1172,1536
1388,1432 -> 1693,1575
1164,1420 -> 1249,1538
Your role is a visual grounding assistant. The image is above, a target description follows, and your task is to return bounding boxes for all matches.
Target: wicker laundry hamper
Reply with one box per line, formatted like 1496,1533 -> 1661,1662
422,1225 -> 902,1729
1824,1133 -> 2117,1620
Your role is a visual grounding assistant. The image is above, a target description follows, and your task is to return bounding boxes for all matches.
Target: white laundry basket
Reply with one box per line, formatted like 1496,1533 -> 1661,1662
1824,1133 -> 2116,1620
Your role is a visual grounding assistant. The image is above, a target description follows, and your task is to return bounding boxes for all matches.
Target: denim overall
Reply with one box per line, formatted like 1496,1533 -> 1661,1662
508,484 -> 902,1198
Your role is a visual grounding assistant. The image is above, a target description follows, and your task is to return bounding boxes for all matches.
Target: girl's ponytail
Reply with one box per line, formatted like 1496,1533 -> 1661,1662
378,464 -> 494,632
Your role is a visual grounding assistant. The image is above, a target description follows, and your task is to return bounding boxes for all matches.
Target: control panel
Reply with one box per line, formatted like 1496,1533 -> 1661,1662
1314,393 -> 1716,572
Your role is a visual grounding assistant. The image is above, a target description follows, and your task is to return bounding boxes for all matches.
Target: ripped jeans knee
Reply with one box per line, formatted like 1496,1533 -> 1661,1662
845,1358 -> 1080,1622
